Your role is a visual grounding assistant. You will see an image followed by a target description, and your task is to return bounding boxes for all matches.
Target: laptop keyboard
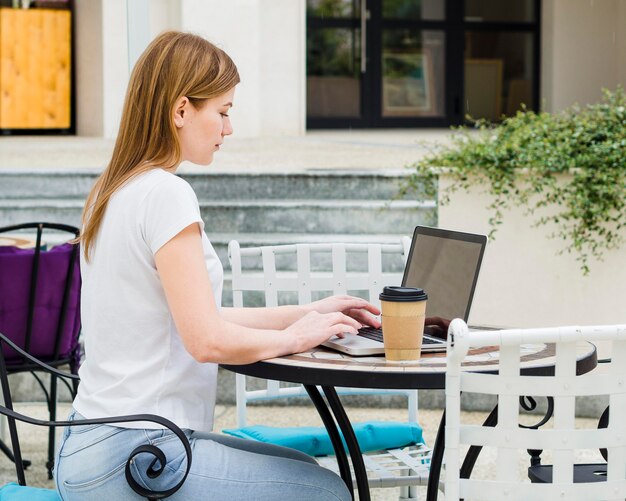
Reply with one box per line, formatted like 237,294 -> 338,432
357,326 -> 442,345
357,326 -> 384,342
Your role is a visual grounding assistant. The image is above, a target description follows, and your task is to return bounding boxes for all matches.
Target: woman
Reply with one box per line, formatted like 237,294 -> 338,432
54,31 -> 380,500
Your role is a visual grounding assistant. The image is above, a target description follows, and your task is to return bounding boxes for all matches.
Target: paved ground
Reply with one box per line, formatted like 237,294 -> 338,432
0,402 -> 601,500
0,130 -> 455,173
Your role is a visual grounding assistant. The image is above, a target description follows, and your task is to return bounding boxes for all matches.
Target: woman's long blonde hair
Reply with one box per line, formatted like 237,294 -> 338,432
80,31 -> 240,261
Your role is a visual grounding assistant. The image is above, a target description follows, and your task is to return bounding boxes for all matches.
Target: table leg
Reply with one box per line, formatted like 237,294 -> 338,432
428,405 -> 499,500
303,385 -> 354,498
322,386 -> 370,501
426,411 -> 445,501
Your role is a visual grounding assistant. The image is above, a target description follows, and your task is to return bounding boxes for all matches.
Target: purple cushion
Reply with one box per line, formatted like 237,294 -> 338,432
0,243 -> 81,366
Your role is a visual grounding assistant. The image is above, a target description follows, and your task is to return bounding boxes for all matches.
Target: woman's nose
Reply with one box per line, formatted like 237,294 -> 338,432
223,117 -> 233,136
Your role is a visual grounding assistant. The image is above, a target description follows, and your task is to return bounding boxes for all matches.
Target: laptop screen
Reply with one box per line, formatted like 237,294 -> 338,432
401,226 -> 487,322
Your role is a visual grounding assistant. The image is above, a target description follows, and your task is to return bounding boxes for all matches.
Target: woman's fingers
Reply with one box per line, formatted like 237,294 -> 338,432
330,312 -> 360,332
313,295 -> 381,316
298,311 -> 358,334
346,308 -> 381,328
338,296 -> 381,316
329,323 -> 361,337
289,307 -> 377,353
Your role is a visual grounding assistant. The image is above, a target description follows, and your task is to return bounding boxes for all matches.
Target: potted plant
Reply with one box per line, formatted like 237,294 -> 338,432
401,87 -> 626,275
399,88 -> 626,328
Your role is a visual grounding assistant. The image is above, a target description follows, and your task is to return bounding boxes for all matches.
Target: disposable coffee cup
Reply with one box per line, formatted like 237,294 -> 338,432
379,286 -> 428,361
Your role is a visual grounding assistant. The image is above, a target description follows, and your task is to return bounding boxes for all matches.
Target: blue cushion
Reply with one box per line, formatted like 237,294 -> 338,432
222,421 -> 423,457
0,483 -> 61,501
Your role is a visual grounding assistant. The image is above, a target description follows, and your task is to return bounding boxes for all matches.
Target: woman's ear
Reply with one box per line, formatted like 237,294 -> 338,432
173,96 -> 189,128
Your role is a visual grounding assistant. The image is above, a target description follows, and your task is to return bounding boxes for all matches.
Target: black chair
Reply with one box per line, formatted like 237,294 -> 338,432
0,222 -> 82,478
0,330 -> 192,500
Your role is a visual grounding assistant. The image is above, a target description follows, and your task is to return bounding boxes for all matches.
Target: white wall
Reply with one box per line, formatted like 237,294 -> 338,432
76,0 -> 306,138
438,175 -> 626,329
182,0 -> 261,138
148,0 -> 182,38
74,0 -> 129,138
101,0 -> 130,138
540,0 -> 555,112
74,0 -> 103,136
620,1 -> 626,84
180,0 -> 306,137
542,0 -> 626,112
258,0 -> 306,136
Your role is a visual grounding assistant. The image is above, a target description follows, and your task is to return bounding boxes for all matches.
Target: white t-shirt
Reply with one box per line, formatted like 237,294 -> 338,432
74,169 -> 223,432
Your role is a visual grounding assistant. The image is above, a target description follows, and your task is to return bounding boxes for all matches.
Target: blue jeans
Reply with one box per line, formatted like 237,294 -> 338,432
54,410 -> 351,501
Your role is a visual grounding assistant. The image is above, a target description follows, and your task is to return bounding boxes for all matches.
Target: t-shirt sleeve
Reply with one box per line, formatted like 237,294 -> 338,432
140,176 -> 204,254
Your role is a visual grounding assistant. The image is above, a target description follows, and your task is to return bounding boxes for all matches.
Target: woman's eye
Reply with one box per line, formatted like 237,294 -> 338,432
221,113 -> 229,118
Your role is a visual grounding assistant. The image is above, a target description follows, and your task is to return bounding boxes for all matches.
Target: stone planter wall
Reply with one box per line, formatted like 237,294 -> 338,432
436,173 -> 623,417
438,173 -> 626,360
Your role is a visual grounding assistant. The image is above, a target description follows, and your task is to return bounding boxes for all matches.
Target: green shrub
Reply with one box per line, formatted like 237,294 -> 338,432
401,87 -> 626,274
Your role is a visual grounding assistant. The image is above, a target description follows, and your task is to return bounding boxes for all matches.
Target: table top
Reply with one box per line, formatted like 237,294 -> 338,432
0,236 -> 37,248
222,341 -> 598,390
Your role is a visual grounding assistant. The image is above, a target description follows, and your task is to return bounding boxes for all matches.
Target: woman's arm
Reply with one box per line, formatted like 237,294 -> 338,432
155,224 -> 363,365
221,294 -> 381,331
220,306 -> 307,330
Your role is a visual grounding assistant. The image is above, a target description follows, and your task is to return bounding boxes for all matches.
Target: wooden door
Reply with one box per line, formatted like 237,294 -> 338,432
0,7 -> 71,130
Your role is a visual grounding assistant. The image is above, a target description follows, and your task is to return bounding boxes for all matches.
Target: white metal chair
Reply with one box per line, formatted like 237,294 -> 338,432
445,319 -> 626,501
228,238 -> 432,499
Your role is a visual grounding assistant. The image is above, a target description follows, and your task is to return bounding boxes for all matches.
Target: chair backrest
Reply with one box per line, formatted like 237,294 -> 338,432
0,223 -> 81,368
228,238 -> 417,427
445,319 -> 626,501
230,239 -> 411,311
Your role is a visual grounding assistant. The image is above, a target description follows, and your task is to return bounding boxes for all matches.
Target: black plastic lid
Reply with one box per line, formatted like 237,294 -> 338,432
379,286 -> 427,302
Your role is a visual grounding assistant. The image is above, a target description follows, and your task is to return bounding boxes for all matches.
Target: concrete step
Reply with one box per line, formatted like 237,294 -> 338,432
0,170 -> 98,199
0,199 -> 84,227
0,169 -> 431,201
200,199 -> 435,234
0,198 -> 435,236
0,169 -> 435,307
185,170 -> 431,201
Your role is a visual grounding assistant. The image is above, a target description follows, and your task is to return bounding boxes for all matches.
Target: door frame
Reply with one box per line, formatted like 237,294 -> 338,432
307,0 -> 462,129
306,0 -> 540,129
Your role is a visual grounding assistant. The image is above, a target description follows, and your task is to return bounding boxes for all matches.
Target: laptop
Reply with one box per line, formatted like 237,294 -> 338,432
322,225 -> 488,356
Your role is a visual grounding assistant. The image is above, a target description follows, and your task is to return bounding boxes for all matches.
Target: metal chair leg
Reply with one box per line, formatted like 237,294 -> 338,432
46,374 -> 58,479
0,438 -> 31,471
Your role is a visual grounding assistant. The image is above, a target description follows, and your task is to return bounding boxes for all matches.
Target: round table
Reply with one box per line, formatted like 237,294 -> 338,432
222,341 -> 597,501
225,340 -> 597,389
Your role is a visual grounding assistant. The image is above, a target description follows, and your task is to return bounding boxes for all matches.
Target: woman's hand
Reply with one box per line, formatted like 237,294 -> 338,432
305,295 -> 381,329
285,310 -> 362,354
425,316 -> 451,339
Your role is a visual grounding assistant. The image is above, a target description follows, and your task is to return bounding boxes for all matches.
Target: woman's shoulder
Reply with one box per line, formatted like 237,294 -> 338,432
127,168 -> 195,198
137,168 -> 188,187
109,169 -> 197,214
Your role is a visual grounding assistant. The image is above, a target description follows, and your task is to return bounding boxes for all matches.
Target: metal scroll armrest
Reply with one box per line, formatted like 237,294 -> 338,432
0,332 -> 192,500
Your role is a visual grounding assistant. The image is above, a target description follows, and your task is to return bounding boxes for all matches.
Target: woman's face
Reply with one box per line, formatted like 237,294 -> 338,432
175,87 -> 235,166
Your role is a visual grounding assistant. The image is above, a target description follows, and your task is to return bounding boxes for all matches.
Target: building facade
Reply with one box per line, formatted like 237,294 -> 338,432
72,0 -> 626,138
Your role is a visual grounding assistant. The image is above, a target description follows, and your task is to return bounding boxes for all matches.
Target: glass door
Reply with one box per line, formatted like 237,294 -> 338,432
307,0 -> 458,128
378,1 -> 448,122
307,0 -> 541,129
463,0 -> 540,120
306,1 -> 363,122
